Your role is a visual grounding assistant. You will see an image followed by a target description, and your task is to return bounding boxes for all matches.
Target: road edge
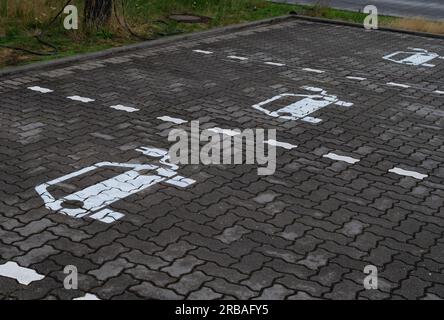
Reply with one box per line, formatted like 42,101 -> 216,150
291,14 -> 444,40
0,15 -> 294,78
1,13 -> 443,78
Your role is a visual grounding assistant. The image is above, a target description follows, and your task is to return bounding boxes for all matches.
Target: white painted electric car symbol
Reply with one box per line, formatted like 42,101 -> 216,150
383,48 -> 444,67
252,86 -> 353,122
35,147 -> 195,223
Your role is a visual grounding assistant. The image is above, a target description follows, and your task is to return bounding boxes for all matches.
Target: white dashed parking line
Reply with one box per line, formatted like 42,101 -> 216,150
265,139 -> 297,150
264,62 -> 286,67
28,86 -> 54,93
110,105 -> 139,113
0,262 -> 45,285
208,127 -> 240,136
193,50 -> 213,55
227,55 -> 248,61
346,76 -> 367,81
157,116 -> 188,124
186,49 -> 441,96
388,167 -> 428,180
323,152 -> 360,164
302,68 -> 325,74
386,82 -> 411,89
67,96 -> 95,103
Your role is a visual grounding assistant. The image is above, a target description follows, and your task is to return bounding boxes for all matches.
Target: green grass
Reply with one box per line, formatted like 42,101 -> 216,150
0,0 -> 428,69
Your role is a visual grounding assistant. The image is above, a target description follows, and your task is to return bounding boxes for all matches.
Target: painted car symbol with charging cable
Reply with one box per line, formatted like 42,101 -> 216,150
35,147 -> 195,223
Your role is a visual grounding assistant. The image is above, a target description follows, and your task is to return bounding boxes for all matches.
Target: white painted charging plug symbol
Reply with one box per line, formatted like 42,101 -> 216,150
383,48 -> 444,67
252,86 -> 353,123
35,147 -> 195,223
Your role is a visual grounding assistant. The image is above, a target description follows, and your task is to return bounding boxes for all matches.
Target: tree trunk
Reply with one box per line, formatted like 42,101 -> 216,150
84,0 -> 113,28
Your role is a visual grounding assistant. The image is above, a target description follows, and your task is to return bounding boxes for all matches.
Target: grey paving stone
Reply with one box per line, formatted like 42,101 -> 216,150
130,282 -> 183,300
298,250 -> 335,270
89,258 -> 134,281
215,225 -> 250,244
188,286 -> 223,300
162,255 -> 204,278
1,17 -> 444,300
254,284 -> 294,300
168,271 -> 212,296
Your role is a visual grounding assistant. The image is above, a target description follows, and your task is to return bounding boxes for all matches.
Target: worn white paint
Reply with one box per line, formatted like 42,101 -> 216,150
89,209 -> 124,224
193,50 -> 213,54
110,105 -> 139,113
35,146 -> 195,223
323,152 -> 360,164
28,86 -> 54,93
74,293 -> 100,300
157,116 -> 188,124
227,55 -> 248,61
265,139 -> 297,150
389,167 -> 428,180
334,101 -> 354,107
67,96 -> 95,103
302,68 -> 325,74
0,262 -> 45,285
346,76 -> 367,81
208,127 -> 240,136
252,86 -> 353,121
264,62 -> 286,67
301,116 -> 323,124
387,82 -> 411,88
383,48 -> 442,67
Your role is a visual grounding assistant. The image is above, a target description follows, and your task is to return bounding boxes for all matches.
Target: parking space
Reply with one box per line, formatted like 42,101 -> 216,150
0,17 -> 443,300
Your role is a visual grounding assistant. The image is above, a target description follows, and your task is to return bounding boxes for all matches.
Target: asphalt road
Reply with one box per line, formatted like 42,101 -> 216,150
0,17 -> 444,300
276,0 -> 444,20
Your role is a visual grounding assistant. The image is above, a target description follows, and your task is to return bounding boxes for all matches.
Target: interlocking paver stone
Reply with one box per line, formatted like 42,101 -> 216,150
0,16 -> 443,300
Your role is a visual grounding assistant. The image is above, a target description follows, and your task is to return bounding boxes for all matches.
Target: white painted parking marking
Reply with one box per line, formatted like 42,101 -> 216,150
157,116 -> 188,124
301,116 -> 323,124
227,55 -> 248,61
252,86 -> 353,121
28,86 -> 54,93
388,167 -> 428,180
264,62 -> 286,67
265,139 -> 297,150
302,68 -> 325,74
74,293 -> 100,300
346,76 -> 367,81
323,153 -> 360,164
0,262 -> 45,285
383,48 -> 442,67
193,50 -> 213,54
208,127 -> 240,136
434,90 -> 444,94
35,146 -> 195,223
387,82 -> 411,88
110,105 -> 139,113
67,96 -> 95,103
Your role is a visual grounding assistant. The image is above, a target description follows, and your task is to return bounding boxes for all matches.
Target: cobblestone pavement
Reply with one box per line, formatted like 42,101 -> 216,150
1,17 -> 444,300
